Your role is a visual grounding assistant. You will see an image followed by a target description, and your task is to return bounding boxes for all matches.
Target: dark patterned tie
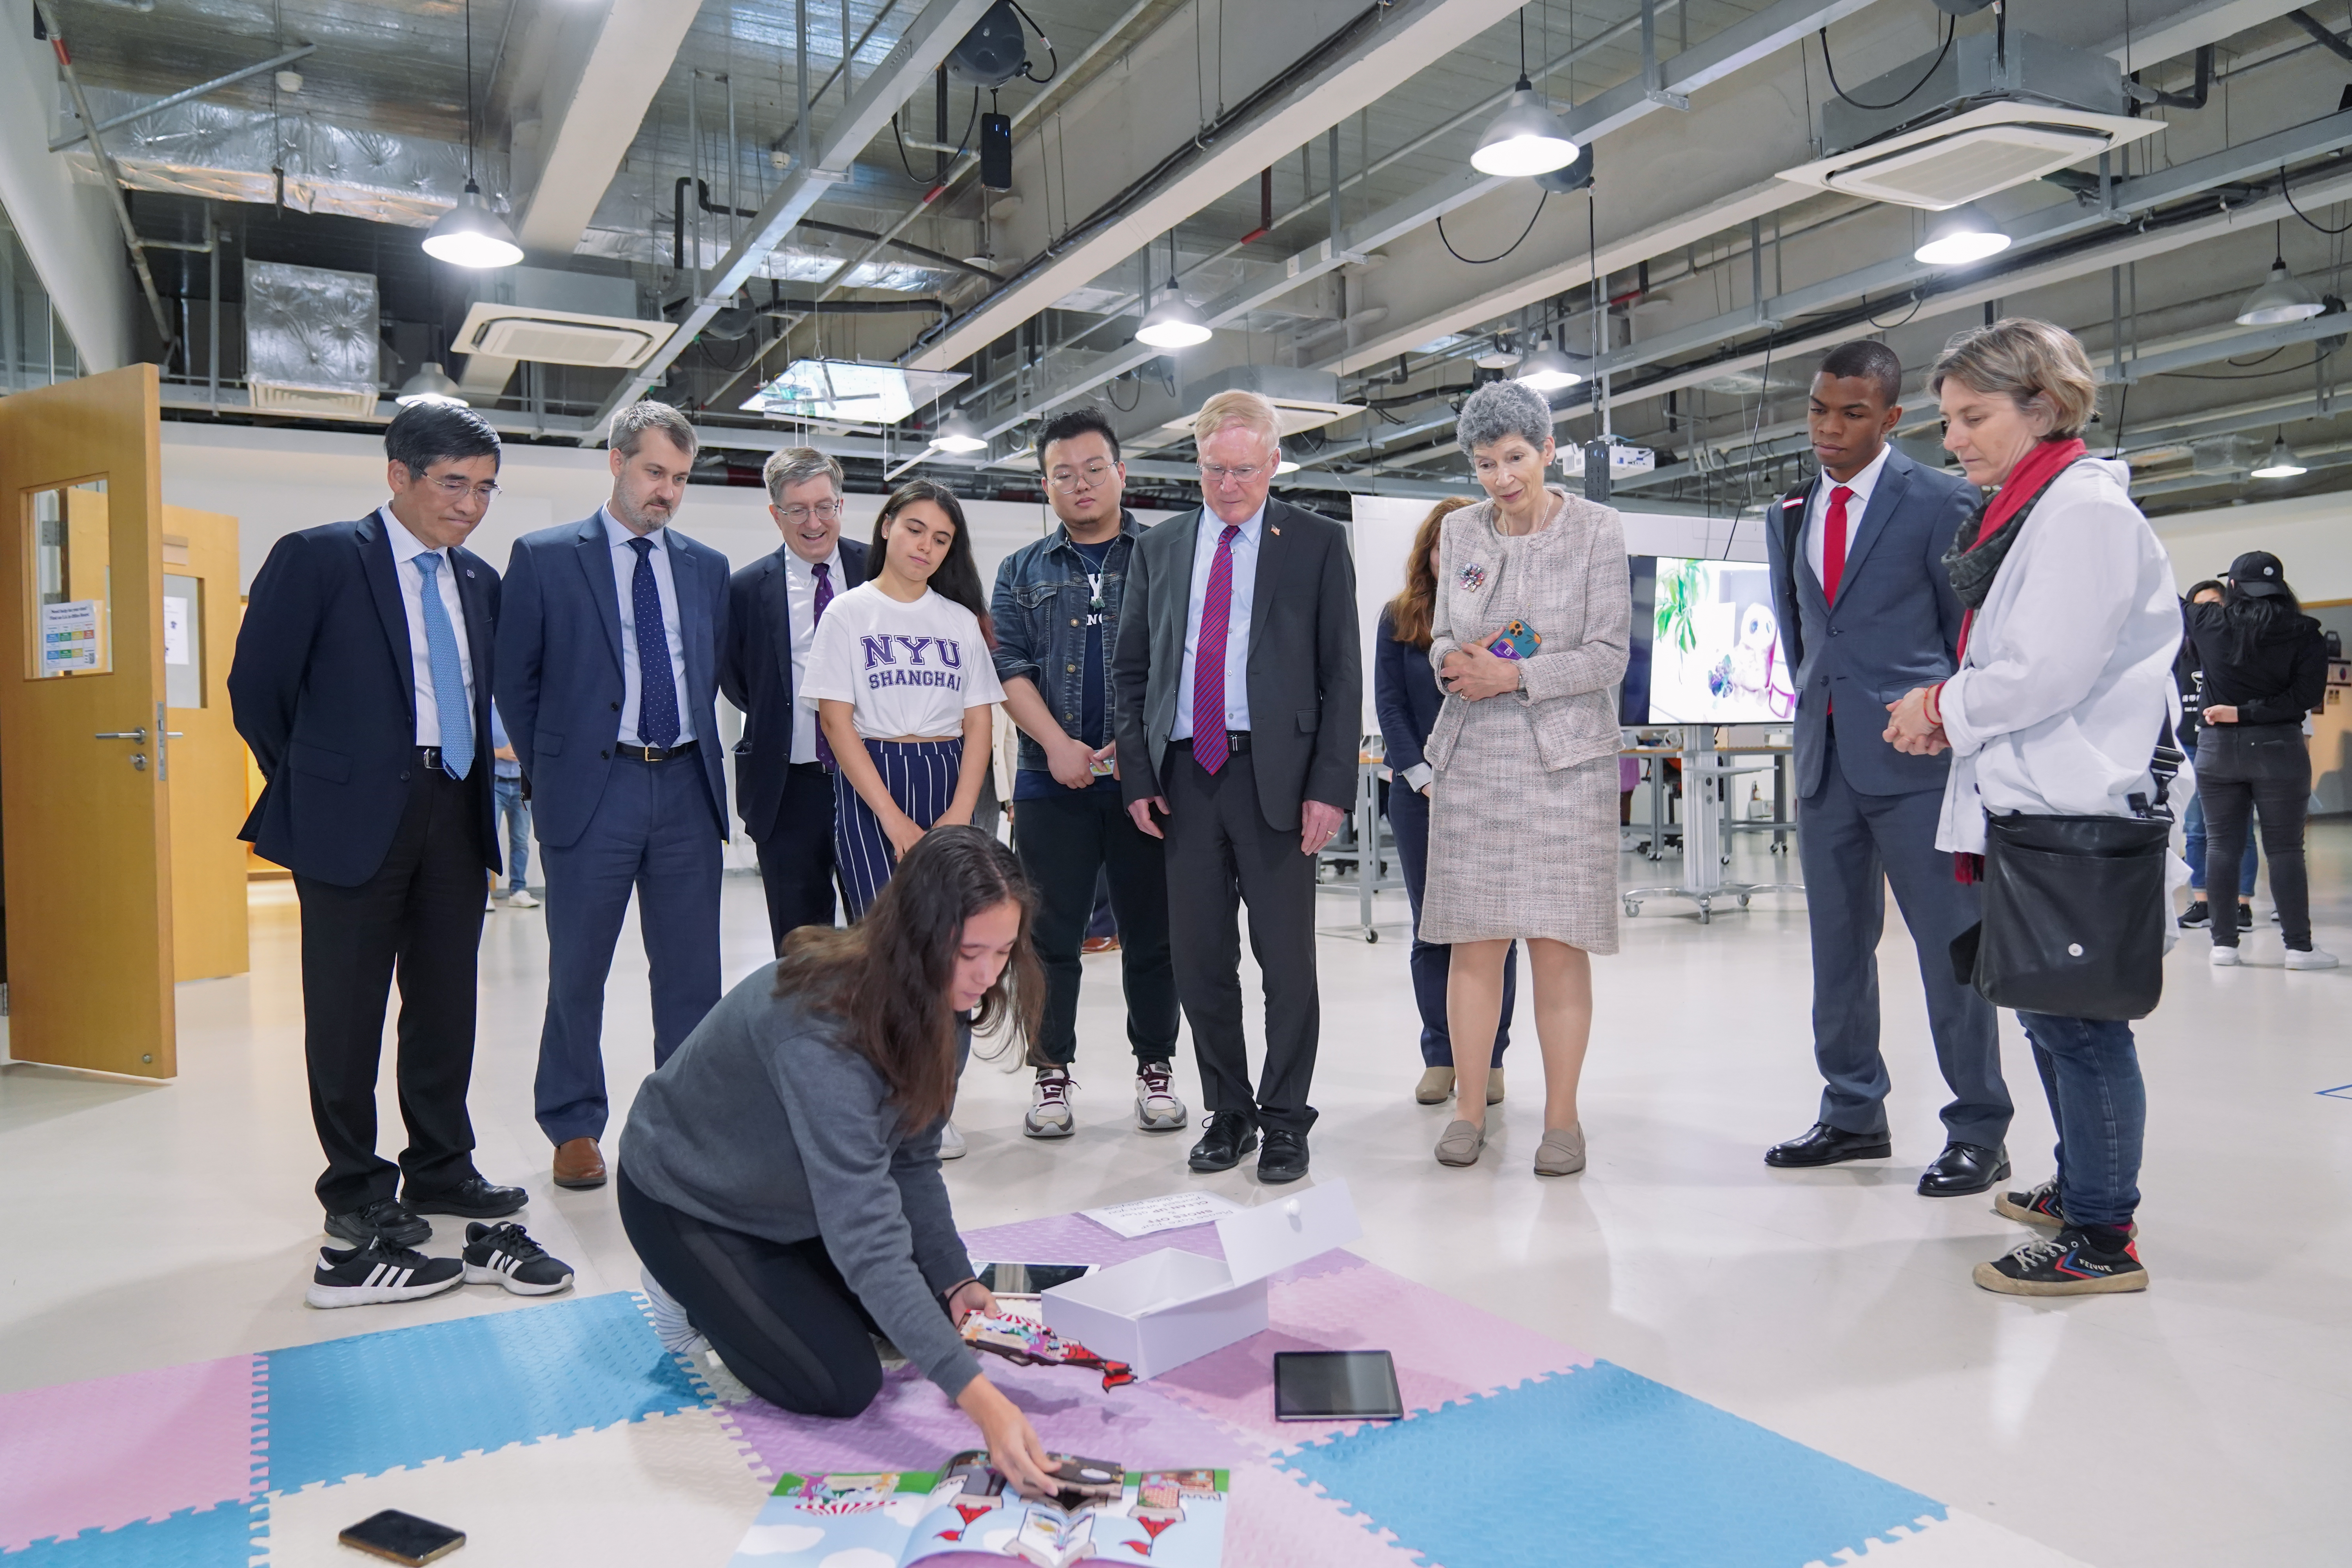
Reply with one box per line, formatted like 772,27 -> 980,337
1190,524 -> 1243,775
627,537 -> 680,750
811,560 -> 836,771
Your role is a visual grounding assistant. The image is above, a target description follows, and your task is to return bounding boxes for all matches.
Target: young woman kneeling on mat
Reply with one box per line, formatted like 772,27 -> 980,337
616,826 -> 1058,1495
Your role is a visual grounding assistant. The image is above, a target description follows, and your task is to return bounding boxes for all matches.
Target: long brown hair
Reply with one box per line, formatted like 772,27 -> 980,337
1386,496 -> 1474,650
871,479 -> 996,648
775,826 -> 1043,1130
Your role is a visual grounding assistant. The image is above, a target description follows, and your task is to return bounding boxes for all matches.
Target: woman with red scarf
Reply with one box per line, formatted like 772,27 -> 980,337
1884,319 -> 2183,1299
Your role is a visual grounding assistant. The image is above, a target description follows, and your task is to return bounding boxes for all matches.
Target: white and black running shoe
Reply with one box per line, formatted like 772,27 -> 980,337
461,1221 -> 575,1296
307,1238 -> 464,1309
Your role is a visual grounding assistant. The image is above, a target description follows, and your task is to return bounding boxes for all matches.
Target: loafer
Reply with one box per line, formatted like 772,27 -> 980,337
403,1174 -> 528,1219
1187,1111 -> 1258,1172
1533,1124 -> 1586,1178
552,1137 -> 608,1189
1414,1066 -> 1455,1104
1433,1118 -> 1485,1166
1917,1141 -> 2009,1198
1257,1128 -> 1310,1184
323,1197 -> 430,1249
1764,1122 -> 1891,1167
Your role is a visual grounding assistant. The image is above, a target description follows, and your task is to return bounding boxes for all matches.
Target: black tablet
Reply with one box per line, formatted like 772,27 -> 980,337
1273,1350 -> 1404,1421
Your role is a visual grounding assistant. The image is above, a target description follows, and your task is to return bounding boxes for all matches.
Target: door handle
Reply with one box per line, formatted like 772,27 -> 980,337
93,728 -> 149,742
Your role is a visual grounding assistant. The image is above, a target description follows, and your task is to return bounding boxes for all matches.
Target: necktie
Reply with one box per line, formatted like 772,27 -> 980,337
810,561 -> 836,770
628,537 -> 681,750
1190,524 -> 1243,776
412,551 -> 473,779
1822,484 -> 1854,604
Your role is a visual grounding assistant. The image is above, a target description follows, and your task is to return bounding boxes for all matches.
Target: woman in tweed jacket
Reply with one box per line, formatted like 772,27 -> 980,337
1421,381 -> 1629,1178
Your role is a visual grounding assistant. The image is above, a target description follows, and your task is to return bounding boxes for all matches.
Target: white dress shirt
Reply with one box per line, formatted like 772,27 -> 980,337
1803,443 -> 1891,588
783,545 -> 843,764
1171,502 -> 1265,739
604,507 -> 697,747
378,506 -> 474,748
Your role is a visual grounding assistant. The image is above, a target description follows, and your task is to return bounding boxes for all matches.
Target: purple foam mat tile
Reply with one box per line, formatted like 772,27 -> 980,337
0,1353 -> 265,1552
961,1214 -> 1226,1269
1223,1452 -> 1430,1568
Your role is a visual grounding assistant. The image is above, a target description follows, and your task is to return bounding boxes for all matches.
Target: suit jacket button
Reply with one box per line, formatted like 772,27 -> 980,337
601,749 -> 612,759
399,771 -> 411,781
610,701 -> 620,711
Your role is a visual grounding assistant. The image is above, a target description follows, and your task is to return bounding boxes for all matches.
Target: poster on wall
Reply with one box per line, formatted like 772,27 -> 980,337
1621,556 -> 1794,725
40,599 -> 102,674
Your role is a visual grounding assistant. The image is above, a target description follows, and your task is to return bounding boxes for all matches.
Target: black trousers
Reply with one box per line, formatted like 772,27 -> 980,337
1161,740 -> 1320,1134
294,764 -> 488,1214
1013,786 -> 1180,1068
754,761 -> 843,952
1387,780 -> 1514,1069
617,1165 -> 893,1419
2198,722 -> 2313,949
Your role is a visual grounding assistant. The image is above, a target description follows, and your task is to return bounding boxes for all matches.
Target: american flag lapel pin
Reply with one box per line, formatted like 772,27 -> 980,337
1271,525 -> 1281,535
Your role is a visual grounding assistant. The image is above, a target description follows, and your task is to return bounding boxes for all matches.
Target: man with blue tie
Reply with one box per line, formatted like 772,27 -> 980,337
496,402 -> 731,1192
230,401 -> 526,1257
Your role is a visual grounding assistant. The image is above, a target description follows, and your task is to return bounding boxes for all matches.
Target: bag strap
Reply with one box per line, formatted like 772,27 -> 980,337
2128,714 -> 2184,820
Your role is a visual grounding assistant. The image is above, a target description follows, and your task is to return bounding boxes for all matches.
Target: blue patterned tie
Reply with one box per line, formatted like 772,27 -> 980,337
628,537 -> 681,750
412,551 -> 473,779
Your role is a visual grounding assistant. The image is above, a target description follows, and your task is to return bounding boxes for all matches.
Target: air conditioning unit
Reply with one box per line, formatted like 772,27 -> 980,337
1153,364 -> 1365,439
1778,31 -> 2160,211
453,302 -> 676,368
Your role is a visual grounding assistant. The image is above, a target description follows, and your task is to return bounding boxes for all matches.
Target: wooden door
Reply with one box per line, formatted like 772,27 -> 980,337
0,365 -> 175,1076
163,505 -> 249,981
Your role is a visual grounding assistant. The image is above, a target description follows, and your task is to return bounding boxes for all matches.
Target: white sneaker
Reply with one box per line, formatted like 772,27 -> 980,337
485,889 -> 497,911
1135,1060 -> 1188,1131
2285,946 -> 2340,970
938,1119 -> 967,1160
505,887 -> 540,909
641,1267 -> 710,1357
2210,946 -> 2242,967
1024,1068 -> 1076,1138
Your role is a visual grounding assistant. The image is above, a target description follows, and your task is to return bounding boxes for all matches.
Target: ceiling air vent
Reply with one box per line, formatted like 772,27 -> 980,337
453,303 -> 676,368
1151,364 -> 1365,441
1823,122 -> 2113,209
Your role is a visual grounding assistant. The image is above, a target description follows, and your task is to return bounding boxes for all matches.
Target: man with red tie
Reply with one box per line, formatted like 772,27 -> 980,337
1761,340 -> 2010,1197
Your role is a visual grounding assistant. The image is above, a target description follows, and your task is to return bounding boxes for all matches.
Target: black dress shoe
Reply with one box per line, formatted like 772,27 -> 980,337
324,1197 -> 430,1249
1187,1112 -> 1258,1172
1918,1141 -> 2010,1197
402,1175 -> 528,1219
1764,1122 -> 1893,1168
1257,1129 -> 1310,1184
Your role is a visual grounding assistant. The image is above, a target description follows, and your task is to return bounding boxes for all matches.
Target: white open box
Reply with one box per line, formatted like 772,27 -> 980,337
1039,1179 -> 1361,1379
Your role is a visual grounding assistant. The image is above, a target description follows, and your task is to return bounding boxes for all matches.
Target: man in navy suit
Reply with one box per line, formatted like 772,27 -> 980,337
1762,340 -> 2011,1196
230,402 -> 526,1249
719,447 -> 866,951
496,401 -> 731,1192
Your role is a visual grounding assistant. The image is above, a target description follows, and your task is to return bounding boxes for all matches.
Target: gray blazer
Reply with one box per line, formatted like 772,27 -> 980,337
1765,446 -> 1976,799
1110,496 -> 1362,832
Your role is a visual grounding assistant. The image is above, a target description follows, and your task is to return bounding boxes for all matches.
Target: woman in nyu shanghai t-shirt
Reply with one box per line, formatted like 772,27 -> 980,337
804,479 -> 1005,920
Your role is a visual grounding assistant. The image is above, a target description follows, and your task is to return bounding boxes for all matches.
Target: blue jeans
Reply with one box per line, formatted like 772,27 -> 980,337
494,776 -> 532,892
2181,777 -> 2258,897
2016,1012 -> 2144,1230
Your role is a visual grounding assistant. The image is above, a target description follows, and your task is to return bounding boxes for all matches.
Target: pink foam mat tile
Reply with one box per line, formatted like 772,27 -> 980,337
0,1353 -> 265,1551
1223,1452 -> 1431,1568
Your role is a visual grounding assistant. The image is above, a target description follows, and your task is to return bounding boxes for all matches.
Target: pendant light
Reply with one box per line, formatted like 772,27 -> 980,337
1514,334 -> 1584,392
930,408 -> 988,454
396,362 -> 467,406
1474,332 -> 1523,370
1472,10 -> 1579,178
2236,232 -> 2323,325
423,0 -> 521,268
1913,204 -> 2010,267
1135,230 -> 1212,348
2251,430 -> 2308,478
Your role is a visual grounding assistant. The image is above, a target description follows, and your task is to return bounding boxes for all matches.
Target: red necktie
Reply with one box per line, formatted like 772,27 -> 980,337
1822,485 -> 1853,604
1190,524 -> 1243,775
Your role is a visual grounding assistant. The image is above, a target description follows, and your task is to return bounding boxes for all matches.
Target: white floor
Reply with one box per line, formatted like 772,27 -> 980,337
4,828 -> 2350,1566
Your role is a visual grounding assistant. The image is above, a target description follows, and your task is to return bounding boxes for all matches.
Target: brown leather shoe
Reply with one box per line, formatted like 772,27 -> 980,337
552,1137 -> 607,1190
1080,935 -> 1120,954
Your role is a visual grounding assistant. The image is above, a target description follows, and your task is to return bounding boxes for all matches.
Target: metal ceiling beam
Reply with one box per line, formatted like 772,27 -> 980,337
583,0 -> 1000,443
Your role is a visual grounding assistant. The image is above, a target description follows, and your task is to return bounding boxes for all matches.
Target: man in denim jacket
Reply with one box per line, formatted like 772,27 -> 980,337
989,407 -> 1185,1140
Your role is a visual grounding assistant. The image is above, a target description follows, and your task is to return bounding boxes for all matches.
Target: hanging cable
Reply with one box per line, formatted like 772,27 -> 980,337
1818,12 -> 1953,112
1437,189 -> 1547,264
2281,161 -> 2352,235
1007,0 -> 1058,83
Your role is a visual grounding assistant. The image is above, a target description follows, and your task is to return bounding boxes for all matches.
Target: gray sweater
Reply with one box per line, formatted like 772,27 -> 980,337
619,969 -> 980,1398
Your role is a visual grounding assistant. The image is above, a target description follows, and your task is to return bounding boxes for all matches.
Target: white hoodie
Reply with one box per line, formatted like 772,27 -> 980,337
1934,456 -> 2189,856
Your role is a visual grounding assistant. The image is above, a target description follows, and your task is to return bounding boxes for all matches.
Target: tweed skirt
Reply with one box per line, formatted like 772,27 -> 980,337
1419,704 -> 1620,954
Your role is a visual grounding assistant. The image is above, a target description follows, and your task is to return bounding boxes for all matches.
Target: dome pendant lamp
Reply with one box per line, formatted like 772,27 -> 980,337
930,408 -> 988,454
2251,430 -> 2308,479
2236,229 -> 2324,325
1134,230 -> 1212,348
1514,334 -> 1584,392
1472,10 -> 1579,178
423,0 -> 521,268
1913,204 -> 2010,267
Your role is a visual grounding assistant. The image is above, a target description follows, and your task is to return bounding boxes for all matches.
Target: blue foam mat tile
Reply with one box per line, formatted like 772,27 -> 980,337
2,1501 -> 253,1567
260,1292 -> 704,1492
1277,1359 -> 1945,1568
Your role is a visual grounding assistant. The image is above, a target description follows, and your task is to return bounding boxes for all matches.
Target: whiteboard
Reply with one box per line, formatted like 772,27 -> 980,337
1349,495 -> 1450,733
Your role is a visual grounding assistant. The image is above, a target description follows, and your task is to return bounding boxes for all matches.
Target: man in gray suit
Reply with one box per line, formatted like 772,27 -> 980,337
1112,388 -> 1361,1185
1762,340 -> 2011,1196
495,402 -> 731,1192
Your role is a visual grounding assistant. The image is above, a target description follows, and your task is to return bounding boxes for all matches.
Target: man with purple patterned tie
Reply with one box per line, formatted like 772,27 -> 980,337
496,402 -> 731,1194
1111,389 -> 1361,1183
722,448 -> 869,951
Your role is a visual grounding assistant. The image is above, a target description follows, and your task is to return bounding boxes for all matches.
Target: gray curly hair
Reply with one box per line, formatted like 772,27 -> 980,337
1455,379 -> 1555,456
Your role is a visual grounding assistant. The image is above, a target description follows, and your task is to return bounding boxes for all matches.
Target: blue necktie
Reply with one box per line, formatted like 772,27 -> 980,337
412,551 -> 473,779
628,536 -> 681,750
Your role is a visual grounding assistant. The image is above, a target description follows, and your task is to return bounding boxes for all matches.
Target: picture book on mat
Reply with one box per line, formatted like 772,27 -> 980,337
726,1450 -> 1229,1567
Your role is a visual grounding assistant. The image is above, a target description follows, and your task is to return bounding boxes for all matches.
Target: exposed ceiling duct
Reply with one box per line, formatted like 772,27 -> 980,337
244,261 -> 380,415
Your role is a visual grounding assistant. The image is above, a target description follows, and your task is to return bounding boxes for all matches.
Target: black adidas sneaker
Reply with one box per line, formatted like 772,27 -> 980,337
461,1222 -> 575,1296
307,1237 -> 464,1308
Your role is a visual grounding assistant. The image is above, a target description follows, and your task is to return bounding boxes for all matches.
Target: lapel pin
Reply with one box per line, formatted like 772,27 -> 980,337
1271,525 -> 1281,536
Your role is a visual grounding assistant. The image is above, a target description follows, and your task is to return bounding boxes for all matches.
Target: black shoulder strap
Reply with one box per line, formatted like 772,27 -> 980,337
2129,714 -> 2185,820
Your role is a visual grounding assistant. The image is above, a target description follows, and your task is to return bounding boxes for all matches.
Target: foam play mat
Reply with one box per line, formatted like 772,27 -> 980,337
0,1211 -> 2088,1566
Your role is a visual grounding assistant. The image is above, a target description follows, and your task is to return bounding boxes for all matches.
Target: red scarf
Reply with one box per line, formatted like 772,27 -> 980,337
1954,437 -> 2087,661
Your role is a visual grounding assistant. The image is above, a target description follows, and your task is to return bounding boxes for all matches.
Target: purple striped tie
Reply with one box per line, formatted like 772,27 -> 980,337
1191,524 -> 1243,775
811,561 -> 836,771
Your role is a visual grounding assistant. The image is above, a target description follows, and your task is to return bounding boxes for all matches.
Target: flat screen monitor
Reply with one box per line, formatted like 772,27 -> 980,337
1619,555 -> 1796,726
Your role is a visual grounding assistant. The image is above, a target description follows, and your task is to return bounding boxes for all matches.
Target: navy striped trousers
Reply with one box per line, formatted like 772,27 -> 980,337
835,738 -> 964,920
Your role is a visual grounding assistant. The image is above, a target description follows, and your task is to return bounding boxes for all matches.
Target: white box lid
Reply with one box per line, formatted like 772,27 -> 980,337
1212,1178 -> 1361,1285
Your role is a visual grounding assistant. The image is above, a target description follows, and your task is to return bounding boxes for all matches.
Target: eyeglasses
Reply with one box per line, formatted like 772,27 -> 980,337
1199,463 -> 1267,485
428,475 -> 501,500
1047,461 -> 1118,492
775,500 -> 844,523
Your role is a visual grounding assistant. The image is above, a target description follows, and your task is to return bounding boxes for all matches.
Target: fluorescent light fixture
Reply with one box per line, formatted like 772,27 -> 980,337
1472,80 -> 1580,178
741,359 -> 969,425
395,363 -> 467,406
1913,204 -> 2010,267
1514,336 -> 1584,392
930,409 -> 989,454
422,182 -> 523,268
1136,287 -> 1212,348
2236,260 -> 2324,326
2252,432 -> 2308,478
